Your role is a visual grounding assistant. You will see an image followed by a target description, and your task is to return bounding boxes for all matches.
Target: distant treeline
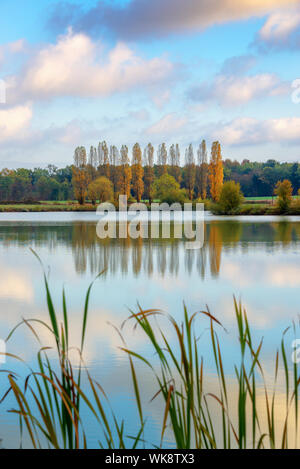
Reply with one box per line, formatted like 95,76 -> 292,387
0,165 -> 74,202
0,142 -> 300,202
224,159 -> 300,197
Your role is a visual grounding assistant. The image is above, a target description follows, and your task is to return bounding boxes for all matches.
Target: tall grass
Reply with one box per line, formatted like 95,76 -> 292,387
0,254 -> 144,449
123,300 -> 300,449
1,267 -> 300,449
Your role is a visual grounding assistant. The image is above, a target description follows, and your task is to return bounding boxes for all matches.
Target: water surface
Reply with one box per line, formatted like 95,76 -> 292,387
0,212 -> 300,448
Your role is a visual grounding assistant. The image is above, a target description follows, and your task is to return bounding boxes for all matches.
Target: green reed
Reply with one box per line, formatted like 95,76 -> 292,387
0,252 -> 144,449
1,261 -> 300,449
123,299 -> 300,449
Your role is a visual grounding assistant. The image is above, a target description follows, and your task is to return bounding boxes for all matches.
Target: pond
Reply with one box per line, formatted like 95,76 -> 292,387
0,212 -> 300,448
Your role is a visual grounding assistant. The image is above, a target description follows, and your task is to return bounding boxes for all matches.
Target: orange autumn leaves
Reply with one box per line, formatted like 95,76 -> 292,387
131,143 -> 144,203
209,141 -> 224,202
72,140 -> 225,204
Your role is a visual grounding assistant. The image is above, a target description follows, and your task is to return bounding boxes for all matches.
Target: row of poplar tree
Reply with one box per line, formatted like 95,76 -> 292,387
72,141 -> 224,204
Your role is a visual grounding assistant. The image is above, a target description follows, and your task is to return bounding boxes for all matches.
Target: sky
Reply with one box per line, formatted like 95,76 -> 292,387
0,0 -> 300,168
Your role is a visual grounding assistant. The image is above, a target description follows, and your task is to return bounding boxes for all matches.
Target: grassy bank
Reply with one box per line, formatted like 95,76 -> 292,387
1,199 -> 300,215
0,201 -> 97,212
212,203 -> 300,216
1,263 -> 300,449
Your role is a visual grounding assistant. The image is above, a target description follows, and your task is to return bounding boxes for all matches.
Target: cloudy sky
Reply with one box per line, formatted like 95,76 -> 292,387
0,0 -> 300,167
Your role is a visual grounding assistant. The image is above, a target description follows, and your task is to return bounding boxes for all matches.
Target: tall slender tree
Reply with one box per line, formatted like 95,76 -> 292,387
72,146 -> 90,204
98,141 -> 110,179
184,144 -> 196,200
143,143 -> 155,203
119,145 -> 132,198
132,143 -> 144,202
88,146 -> 98,181
169,144 -> 182,184
109,145 -> 121,196
74,146 -> 87,168
209,141 -> 224,201
157,143 -> 168,177
196,140 -> 208,199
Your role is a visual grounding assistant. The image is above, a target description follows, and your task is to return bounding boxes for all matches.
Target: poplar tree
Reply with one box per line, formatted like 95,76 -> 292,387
88,146 -> 98,181
169,144 -> 182,184
143,143 -> 155,203
196,140 -> 208,199
209,141 -> 224,201
157,143 -> 168,177
132,143 -> 144,202
119,145 -> 132,198
109,145 -> 121,196
184,144 -> 196,200
72,146 -> 90,205
98,141 -> 110,179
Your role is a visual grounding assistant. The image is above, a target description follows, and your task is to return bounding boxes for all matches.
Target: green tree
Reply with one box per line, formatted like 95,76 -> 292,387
88,176 -> 113,205
10,170 -> 33,202
217,181 -> 244,214
36,176 -> 52,200
274,180 -> 293,213
153,173 -> 187,204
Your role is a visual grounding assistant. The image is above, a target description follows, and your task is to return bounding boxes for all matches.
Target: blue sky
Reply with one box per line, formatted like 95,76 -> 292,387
0,0 -> 300,167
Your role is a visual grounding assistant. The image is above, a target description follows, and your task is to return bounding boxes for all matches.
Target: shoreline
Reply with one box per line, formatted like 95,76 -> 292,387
0,204 -> 300,216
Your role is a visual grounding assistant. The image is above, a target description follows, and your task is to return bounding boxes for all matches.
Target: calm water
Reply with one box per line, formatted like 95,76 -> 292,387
0,212 -> 300,448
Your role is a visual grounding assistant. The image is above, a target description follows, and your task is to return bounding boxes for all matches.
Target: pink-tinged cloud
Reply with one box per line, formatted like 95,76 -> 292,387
0,39 -> 26,69
257,7 -> 300,49
146,113 -> 187,136
212,116 -> 300,145
189,73 -> 288,107
8,29 -> 174,102
0,105 -> 32,142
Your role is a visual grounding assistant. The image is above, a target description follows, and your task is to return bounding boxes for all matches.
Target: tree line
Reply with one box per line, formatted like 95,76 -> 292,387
0,166 -> 73,202
0,141 -> 299,203
72,140 -> 224,204
224,158 -> 300,197
72,140 -> 300,205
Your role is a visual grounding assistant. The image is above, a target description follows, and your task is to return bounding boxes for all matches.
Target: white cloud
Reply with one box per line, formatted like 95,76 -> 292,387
258,7 -> 300,48
0,268 -> 33,302
7,39 -> 26,54
222,261 -> 300,289
0,105 -> 32,142
146,113 -> 187,136
152,90 -> 171,109
8,29 -> 173,101
212,116 -> 300,145
189,73 -> 288,107
0,39 -> 26,69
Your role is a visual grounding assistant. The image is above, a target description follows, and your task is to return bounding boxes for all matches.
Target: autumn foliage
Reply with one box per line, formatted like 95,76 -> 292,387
274,179 -> 293,213
131,143 -> 144,202
88,177 -> 113,205
71,140 -> 225,206
209,141 -> 224,202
